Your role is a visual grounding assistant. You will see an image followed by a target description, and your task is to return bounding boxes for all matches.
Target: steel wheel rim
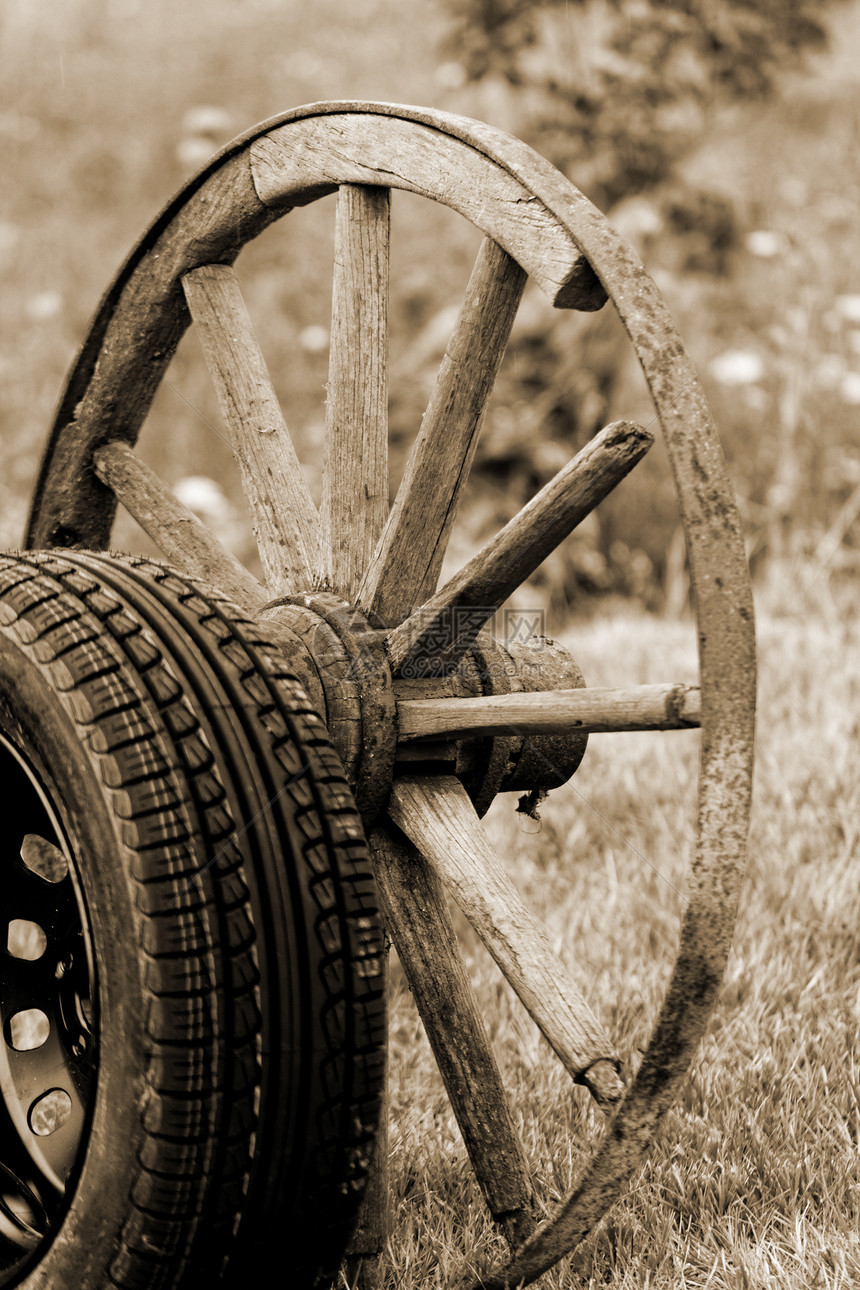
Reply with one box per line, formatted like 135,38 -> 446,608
0,733 -> 96,1278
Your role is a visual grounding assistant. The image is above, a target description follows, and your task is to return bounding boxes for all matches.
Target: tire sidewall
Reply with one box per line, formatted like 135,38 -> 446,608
0,639 -> 151,1289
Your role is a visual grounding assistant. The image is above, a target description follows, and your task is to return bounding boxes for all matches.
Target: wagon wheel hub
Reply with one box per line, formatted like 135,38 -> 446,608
263,593 -> 398,827
263,592 -> 589,828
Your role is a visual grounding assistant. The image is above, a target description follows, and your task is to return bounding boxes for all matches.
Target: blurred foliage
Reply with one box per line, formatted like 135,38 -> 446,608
444,0 -> 830,208
434,0 -> 853,612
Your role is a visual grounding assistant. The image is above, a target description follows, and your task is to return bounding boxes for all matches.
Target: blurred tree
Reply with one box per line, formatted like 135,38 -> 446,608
436,0 -> 839,610
444,0 -> 830,210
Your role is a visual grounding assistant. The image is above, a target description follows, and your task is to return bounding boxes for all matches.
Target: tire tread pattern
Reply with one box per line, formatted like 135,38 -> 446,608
0,550 -> 385,1290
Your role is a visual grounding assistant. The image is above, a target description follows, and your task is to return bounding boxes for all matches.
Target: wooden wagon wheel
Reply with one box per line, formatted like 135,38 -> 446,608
25,102 -> 756,1287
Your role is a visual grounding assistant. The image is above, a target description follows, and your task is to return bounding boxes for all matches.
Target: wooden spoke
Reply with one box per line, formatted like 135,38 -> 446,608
358,239 -> 526,624
251,112 -> 606,311
386,420 -> 653,673
396,683 -> 701,742
181,264 -> 322,595
322,185 -> 390,598
370,826 -> 536,1247
92,441 -> 266,611
387,776 -> 624,1108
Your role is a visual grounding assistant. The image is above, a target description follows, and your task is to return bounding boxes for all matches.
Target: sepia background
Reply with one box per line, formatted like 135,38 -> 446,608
2,2 -> 859,1285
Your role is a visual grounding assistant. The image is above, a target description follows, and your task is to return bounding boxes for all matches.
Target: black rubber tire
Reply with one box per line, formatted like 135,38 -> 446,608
0,550 -> 386,1290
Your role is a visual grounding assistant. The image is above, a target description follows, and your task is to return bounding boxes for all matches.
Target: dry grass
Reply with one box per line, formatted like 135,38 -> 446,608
357,581 -> 860,1288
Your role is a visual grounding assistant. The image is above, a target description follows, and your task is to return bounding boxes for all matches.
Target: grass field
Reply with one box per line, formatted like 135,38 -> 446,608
366,578 -> 860,1288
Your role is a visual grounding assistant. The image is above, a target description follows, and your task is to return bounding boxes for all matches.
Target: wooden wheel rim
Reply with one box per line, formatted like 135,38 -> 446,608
26,102 -> 756,1286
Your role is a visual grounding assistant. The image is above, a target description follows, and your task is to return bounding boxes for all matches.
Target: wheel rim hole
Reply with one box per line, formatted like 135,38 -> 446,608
28,1089 -> 72,1137
20,834 -> 68,883
6,920 -> 47,962
6,1009 -> 50,1052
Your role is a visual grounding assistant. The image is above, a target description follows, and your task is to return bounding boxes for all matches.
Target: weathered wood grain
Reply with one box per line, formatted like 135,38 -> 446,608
251,113 -> 605,311
370,825 -> 536,1244
358,238 -> 526,624
28,151 -> 282,552
396,683 -> 702,742
386,421 -> 653,672
322,186 -> 390,598
92,441 -> 267,610
181,263 -> 322,595
388,776 -> 624,1107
